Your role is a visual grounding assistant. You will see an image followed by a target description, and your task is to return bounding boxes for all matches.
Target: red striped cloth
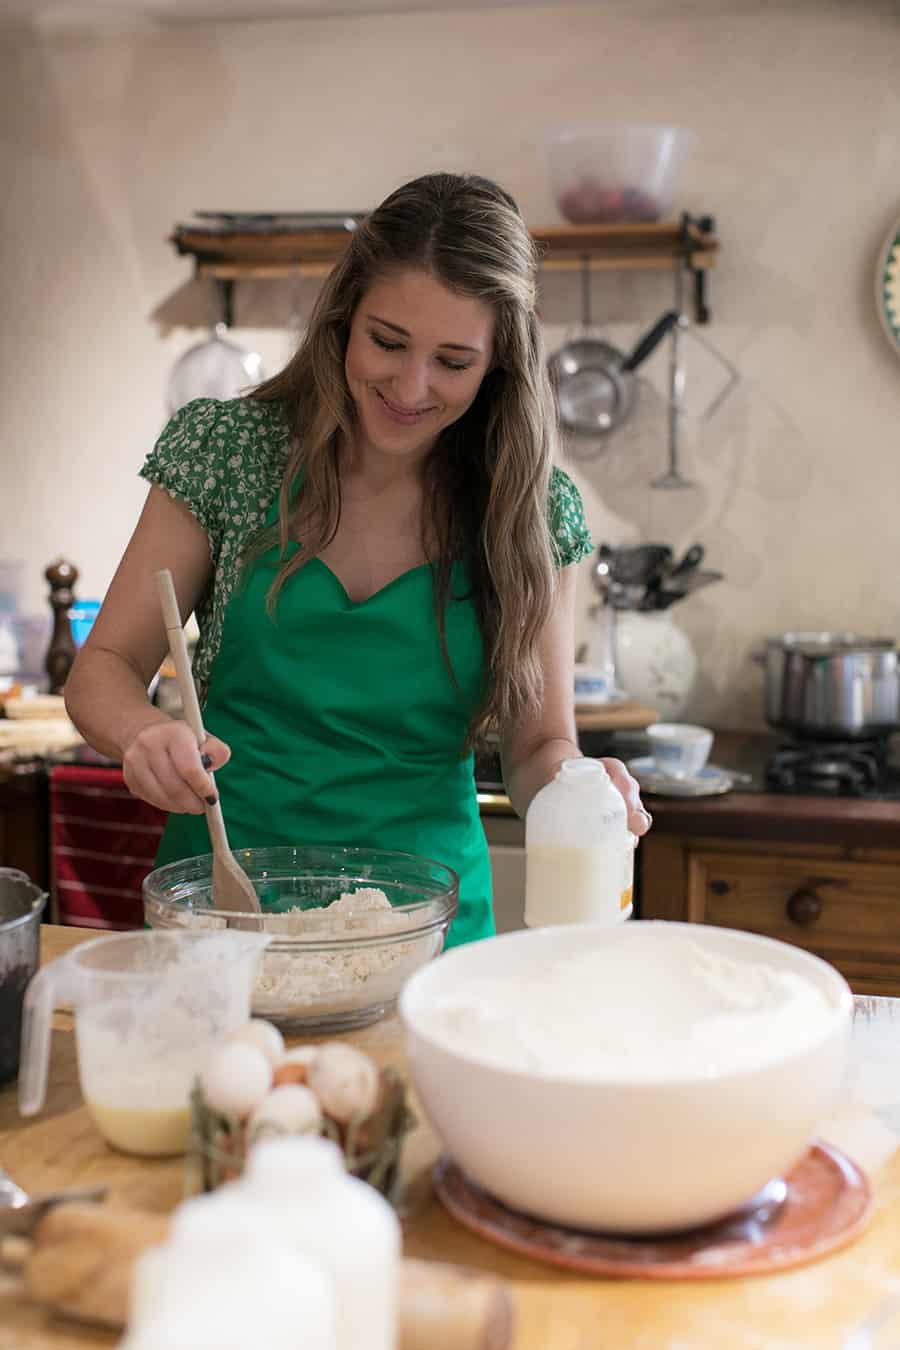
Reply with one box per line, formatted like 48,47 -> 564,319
49,765 -> 166,929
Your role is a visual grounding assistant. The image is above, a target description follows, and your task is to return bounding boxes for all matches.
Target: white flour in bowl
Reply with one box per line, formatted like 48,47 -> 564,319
419,931 -> 834,1080
170,888 -> 440,1023
254,887 -> 429,1021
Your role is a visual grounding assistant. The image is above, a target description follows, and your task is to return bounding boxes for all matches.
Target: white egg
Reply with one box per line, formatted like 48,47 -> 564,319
247,1084 -> 323,1142
200,1042 -> 273,1118
228,1019 -> 286,1068
307,1043 -> 380,1124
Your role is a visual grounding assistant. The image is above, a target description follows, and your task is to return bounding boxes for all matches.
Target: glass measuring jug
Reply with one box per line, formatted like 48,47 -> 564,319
18,930 -> 269,1157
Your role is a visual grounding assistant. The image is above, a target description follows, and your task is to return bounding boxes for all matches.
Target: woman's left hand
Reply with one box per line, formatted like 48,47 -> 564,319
601,758 -> 652,836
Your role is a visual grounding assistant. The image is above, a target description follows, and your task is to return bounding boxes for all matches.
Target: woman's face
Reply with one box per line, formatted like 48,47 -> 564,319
344,268 -> 495,461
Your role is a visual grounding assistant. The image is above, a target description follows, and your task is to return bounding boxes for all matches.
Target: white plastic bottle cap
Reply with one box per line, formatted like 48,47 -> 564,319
557,758 -> 609,781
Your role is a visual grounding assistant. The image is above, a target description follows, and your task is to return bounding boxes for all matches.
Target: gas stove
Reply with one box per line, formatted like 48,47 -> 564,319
765,739 -> 900,799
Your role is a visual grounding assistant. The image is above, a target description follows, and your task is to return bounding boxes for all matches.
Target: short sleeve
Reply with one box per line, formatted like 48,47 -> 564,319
139,398 -> 227,544
548,466 -> 593,567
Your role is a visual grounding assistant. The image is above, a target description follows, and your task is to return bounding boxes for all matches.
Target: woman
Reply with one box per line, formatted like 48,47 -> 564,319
65,171 -> 651,947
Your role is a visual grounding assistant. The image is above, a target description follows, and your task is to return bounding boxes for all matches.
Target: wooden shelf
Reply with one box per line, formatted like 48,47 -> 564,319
170,213 -> 719,323
172,217 -> 719,279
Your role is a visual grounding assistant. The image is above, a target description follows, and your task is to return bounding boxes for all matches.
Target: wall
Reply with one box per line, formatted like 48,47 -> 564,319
3,0 -> 900,726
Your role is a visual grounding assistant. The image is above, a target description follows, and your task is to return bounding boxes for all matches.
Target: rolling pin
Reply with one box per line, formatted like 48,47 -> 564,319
17,1204 -> 514,1350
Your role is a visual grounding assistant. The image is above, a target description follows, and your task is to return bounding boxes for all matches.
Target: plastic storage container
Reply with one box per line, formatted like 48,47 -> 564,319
546,123 -> 696,225
241,1136 -> 400,1350
524,758 -> 634,927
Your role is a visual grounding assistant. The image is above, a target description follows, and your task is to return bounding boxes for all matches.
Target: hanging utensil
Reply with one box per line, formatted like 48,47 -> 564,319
166,282 -> 264,414
667,543 -> 705,580
155,570 -> 262,925
549,258 -> 678,440
648,569 -> 724,609
651,264 -> 694,489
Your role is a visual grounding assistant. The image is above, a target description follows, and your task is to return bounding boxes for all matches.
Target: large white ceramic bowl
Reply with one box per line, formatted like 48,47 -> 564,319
400,921 -> 852,1234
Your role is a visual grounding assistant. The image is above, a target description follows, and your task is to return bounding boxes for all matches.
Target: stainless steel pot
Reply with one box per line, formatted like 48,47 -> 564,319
759,632 -> 900,740
0,869 -> 47,1085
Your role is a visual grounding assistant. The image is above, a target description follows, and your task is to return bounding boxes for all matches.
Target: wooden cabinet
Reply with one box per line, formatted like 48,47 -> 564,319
641,829 -> 900,998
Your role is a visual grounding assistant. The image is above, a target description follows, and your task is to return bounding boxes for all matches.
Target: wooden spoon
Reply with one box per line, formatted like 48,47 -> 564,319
155,569 -> 261,922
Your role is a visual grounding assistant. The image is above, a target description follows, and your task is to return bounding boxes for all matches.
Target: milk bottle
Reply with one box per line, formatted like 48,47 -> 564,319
525,758 -> 634,928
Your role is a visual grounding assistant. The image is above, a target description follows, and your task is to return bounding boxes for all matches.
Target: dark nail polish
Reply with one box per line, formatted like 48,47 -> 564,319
200,753 -> 213,769
205,794 -> 218,806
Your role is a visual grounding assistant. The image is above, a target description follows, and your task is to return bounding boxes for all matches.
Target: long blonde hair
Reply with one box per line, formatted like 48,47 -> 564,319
250,172 -> 559,748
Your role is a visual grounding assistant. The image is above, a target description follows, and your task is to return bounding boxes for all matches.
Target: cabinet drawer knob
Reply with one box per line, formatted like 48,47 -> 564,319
709,880 -> 731,896
786,887 -> 823,926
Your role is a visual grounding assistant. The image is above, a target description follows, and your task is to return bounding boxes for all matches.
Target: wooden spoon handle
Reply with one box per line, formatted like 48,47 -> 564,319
155,569 -> 207,747
154,569 -> 230,856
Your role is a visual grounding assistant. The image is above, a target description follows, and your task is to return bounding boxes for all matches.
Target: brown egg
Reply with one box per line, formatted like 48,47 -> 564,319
272,1061 -> 310,1088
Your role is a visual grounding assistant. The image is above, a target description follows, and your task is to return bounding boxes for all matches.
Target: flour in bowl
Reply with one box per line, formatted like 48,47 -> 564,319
419,930 -> 835,1080
170,888 -> 440,1023
253,887 -> 439,1022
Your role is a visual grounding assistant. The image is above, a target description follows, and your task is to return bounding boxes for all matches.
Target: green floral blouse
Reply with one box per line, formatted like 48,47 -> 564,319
140,396 -> 593,704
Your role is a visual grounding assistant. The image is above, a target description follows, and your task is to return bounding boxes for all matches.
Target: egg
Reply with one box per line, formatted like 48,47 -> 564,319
200,1042 -> 273,1118
228,1019 -> 286,1068
307,1043 -> 380,1124
247,1084 -> 323,1143
272,1046 -> 319,1087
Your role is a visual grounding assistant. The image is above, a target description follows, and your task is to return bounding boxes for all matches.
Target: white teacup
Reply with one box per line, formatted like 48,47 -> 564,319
646,723 -> 714,781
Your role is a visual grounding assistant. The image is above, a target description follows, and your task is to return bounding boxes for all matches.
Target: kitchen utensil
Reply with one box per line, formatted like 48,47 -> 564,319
401,922 -> 852,1234
646,722 -> 714,780
0,1183 -> 107,1236
640,543 -> 703,609
647,568 -> 724,610
545,123 -> 696,224
143,843 -> 458,1033
639,314 -> 740,425
166,275 -> 264,415
668,543 -> 705,579
652,266 -> 694,489
156,568 -> 262,922
609,543 -> 673,587
757,633 -> 900,741
0,868 -> 47,1085
585,548 -> 625,698
548,258 -> 678,439
18,929 -> 269,1154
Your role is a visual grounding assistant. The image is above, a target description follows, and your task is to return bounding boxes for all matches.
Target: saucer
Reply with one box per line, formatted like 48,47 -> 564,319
627,756 -> 734,797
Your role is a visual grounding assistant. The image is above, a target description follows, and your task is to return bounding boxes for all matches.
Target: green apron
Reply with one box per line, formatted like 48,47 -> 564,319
155,498 -> 494,948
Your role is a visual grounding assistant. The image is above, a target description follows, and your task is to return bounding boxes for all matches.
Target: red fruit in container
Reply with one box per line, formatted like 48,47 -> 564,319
559,178 -> 660,224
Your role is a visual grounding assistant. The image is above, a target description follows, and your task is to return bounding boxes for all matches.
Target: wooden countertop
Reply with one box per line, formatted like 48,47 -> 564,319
5,925 -> 900,1348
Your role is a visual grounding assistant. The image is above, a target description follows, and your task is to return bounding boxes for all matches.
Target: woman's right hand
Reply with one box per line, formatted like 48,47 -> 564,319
121,717 -> 232,815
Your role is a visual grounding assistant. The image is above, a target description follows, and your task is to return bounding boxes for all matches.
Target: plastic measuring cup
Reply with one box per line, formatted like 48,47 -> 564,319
18,929 -> 269,1156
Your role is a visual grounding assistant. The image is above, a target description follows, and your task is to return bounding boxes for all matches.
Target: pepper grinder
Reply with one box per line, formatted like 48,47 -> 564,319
44,558 -> 78,694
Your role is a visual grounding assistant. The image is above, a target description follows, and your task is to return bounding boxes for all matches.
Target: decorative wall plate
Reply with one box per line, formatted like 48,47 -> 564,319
876,214 -> 900,355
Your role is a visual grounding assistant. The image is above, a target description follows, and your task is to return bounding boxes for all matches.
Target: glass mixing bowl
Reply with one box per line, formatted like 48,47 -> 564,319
143,844 -> 458,1033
